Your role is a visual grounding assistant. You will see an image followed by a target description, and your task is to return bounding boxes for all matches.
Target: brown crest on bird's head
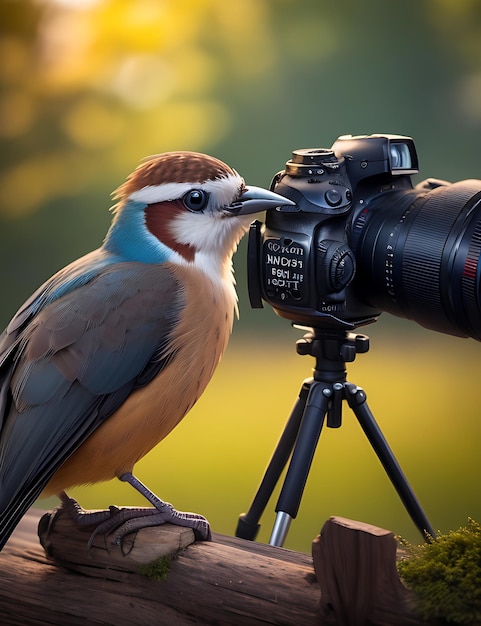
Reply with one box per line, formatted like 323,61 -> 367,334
113,152 -> 238,202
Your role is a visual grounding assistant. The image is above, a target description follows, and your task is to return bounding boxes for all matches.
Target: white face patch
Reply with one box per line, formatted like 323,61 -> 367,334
126,170 -> 251,283
171,209 -> 251,253
128,172 -> 244,211
168,210 -> 252,282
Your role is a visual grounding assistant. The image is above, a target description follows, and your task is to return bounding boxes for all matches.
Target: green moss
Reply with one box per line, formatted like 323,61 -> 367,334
397,518 -> 481,625
138,556 -> 171,582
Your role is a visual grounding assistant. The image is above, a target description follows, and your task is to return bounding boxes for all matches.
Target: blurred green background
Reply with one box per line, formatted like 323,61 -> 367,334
1,0 -> 481,553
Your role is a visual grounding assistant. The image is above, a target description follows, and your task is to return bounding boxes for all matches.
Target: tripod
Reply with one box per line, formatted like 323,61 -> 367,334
236,328 -> 435,547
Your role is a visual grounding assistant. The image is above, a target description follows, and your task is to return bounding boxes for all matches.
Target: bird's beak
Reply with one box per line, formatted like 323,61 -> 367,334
226,186 -> 297,216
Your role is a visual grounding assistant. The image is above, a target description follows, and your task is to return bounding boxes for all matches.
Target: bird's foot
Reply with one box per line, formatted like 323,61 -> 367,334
58,491 -> 211,555
88,501 -> 211,549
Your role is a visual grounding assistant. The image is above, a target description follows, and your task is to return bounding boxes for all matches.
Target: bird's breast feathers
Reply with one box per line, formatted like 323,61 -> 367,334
44,261 -> 236,493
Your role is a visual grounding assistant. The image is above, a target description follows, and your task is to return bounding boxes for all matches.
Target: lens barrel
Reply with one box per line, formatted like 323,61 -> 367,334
353,180 -> 481,339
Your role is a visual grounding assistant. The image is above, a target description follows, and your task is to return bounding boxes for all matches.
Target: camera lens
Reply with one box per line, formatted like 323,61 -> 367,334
352,180 -> 481,339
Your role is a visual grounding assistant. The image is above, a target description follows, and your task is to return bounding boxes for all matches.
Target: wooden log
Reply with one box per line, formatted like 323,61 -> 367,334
312,516 -> 439,626
1,508 -> 320,625
0,508 -> 443,625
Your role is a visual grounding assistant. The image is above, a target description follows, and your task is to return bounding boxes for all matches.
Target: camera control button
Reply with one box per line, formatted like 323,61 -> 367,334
325,189 -> 342,206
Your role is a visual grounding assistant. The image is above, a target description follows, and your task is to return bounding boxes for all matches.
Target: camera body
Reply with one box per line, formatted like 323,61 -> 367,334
248,134 -> 481,339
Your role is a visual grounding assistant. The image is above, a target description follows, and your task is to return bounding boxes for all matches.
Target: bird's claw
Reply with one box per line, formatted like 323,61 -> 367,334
59,492 -> 211,555
89,503 -> 211,553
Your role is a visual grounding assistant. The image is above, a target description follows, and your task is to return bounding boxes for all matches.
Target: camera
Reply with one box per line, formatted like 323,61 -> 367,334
247,134 -> 481,340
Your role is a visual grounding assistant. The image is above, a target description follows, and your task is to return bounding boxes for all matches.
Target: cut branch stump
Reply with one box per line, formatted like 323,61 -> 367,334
312,516 -> 434,626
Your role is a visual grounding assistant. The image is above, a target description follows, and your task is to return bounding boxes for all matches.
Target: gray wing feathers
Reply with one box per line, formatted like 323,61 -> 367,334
0,261 -> 183,548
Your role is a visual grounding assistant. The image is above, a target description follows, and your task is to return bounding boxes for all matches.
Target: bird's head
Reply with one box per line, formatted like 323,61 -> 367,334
104,151 -> 294,278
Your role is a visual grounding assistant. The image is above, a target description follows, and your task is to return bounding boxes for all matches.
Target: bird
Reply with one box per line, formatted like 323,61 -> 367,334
0,151 -> 294,550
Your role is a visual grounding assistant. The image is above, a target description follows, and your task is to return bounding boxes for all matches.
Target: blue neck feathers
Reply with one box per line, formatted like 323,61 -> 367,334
103,200 -> 172,264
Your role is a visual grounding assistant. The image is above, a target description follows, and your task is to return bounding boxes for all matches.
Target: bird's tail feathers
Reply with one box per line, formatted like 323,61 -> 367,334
0,483 -> 45,551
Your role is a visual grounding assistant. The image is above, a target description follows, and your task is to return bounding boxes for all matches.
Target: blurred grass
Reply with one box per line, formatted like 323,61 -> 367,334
37,318 -> 481,555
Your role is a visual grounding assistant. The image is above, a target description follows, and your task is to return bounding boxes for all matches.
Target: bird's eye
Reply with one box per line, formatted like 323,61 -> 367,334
183,189 -> 209,212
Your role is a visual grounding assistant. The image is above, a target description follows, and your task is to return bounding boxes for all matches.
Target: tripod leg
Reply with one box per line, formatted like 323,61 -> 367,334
236,381 -> 311,540
271,381 -> 331,546
345,382 -> 436,540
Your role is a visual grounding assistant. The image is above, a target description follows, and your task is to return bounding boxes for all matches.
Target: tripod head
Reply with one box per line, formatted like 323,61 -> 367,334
293,328 -> 369,430
295,327 -> 370,381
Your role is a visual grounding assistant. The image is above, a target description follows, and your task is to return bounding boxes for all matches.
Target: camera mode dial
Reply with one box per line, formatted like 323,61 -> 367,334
285,149 -> 341,177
